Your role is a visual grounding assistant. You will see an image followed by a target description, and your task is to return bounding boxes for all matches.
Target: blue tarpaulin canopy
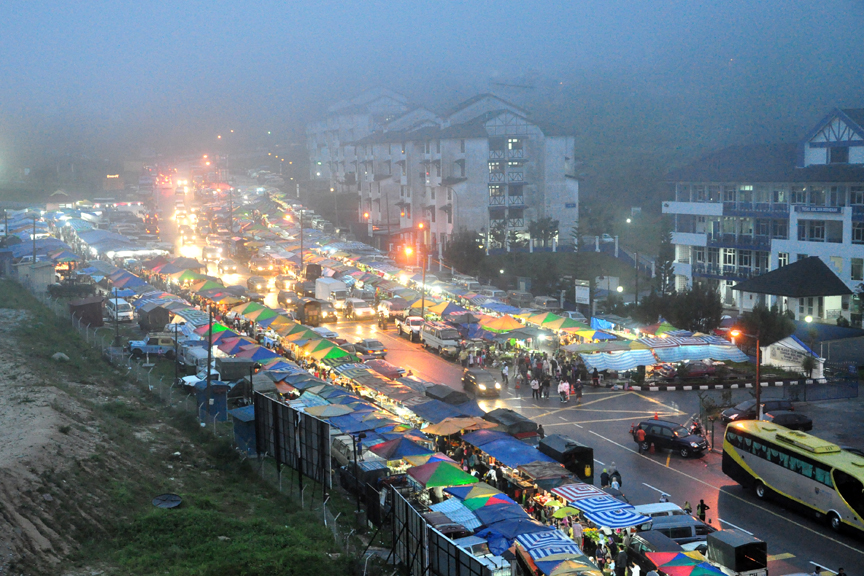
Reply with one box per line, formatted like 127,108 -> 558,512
477,438 -> 557,468
461,429 -> 511,446
474,503 -> 529,525
580,350 -> 656,371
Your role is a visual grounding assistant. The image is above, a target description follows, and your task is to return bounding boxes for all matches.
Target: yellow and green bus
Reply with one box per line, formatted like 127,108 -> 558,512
722,421 -> 864,532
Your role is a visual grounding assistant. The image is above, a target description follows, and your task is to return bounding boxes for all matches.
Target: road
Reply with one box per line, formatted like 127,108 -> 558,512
155,184 -> 863,575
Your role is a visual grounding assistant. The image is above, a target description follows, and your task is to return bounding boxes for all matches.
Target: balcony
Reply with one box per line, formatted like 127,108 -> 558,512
692,263 -> 762,280
488,172 -> 505,183
671,232 -> 707,247
507,171 -> 524,182
507,195 -> 524,206
489,194 -> 506,206
723,201 -> 790,217
489,149 -> 505,159
508,218 -> 524,228
706,233 -> 772,250
662,201 -> 723,216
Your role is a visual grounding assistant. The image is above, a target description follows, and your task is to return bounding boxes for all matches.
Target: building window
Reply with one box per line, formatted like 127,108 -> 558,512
678,184 -> 690,201
797,253 -> 808,262
756,219 -> 770,236
830,256 -> 843,274
430,189 -> 436,201
694,247 -> 705,262
830,146 -> 850,164
809,187 -> 826,206
723,249 -> 736,266
460,139 -> 466,153
772,219 -> 788,239
809,220 -> 825,241
436,140 -> 441,154
739,250 -> 752,268
854,223 -> 864,244
401,143 -> 406,154
435,163 -> 441,177
829,186 -> 846,207
792,187 -> 806,204
851,186 -> 864,205
852,258 -> 864,281
707,247 -> 720,265
447,210 -> 452,224
773,188 -> 787,204
723,185 -> 736,202
430,209 -> 436,223
388,144 -> 392,155
447,189 -> 452,202
405,204 -> 411,218
778,252 -> 789,267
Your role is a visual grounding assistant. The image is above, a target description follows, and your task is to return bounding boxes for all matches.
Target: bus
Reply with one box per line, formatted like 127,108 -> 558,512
722,421 -> 864,532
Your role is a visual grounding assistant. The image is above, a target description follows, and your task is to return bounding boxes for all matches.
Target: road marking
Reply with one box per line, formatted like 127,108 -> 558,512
767,553 -> 794,561
642,483 -> 667,496
573,423 -> 583,428
542,414 -> 680,426
585,430 -> 864,556
558,416 -> 567,420
594,459 -> 605,466
718,518 -> 753,535
665,453 -> 671,467
810,562 -> 836,574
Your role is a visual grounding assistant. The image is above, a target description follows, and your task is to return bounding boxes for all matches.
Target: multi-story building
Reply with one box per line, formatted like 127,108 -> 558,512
306,90 -> 579,252
663,107 -> 864,322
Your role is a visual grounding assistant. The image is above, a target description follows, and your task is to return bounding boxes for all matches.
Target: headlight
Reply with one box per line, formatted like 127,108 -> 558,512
690,442 -> 700,448
478,384 -> 487,390
217,247 -> 222,253
495,382 -> 501,389
728,414 -> 738,420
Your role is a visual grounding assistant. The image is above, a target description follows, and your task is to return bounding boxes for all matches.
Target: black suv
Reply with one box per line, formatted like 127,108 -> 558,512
721,399 -> 794,423
462,369 -> 501,398
633,420 -> 708,458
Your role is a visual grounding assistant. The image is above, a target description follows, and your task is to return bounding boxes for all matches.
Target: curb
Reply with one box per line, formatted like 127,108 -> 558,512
629,379 -> 828,392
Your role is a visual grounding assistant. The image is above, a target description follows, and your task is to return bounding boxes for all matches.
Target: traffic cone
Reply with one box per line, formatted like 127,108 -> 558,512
654,411 -> 659,420
649,443 -> 655,454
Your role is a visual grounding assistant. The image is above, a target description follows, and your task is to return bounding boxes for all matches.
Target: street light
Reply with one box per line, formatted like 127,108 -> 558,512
616,285 -> 624,293
730,328 -> 762,419
406,244 -> 426,318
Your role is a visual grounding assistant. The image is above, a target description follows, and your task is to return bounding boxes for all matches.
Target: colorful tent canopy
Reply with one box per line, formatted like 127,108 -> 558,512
526,312 -> 563,326
480,315 -> 524,332
422,417 -> 498,436
244,307 -> 279,322
575,330 -> 616,341
170,270 -> 208,283
305,404 -> 354,418
195,323 -> 230,336
551,483 -> 608,503
235,346 -> 280,361
582,508 -> 649,529
580,350 -> 657,371
369,437 -> 433,460
230,301 -> 266,315
190,279 -> 223,292
462,494 -> 518,511
218,336 -> 257,354
428,301 -> 466,316
408,461 -> 478,488
544,317 -> 590,332
642,320 -> 678,335
444,483 -> 500,500
403,452 -> 457,467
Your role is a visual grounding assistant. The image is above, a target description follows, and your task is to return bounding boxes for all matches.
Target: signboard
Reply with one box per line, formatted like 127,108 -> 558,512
574,279 -> 591,305
794,206 -> 842,214
564,202 -> 577,208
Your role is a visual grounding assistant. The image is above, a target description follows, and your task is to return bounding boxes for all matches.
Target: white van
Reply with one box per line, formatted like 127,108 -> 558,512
181,346 -> 210,375
420,321 -> 461,352
479,288 -> 507,300
532,296 -> 561,312
105,297 -> 135,322
632,502 -> 687,519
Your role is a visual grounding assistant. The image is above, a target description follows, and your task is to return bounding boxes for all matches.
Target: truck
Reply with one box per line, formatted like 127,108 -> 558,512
314,277 -> 348,310
181,345 -> 210,374
214,357 -> 258,381
127,332 -> 177,358
705,530 -> 768,576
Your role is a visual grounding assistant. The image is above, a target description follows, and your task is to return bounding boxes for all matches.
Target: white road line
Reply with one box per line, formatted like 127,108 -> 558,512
641,483 -> 667,496
558,416 -> 567,420
573,423 -> 584,428
594,459 -> 605,466
585,430 -> 864,556
718,518 -> 753,535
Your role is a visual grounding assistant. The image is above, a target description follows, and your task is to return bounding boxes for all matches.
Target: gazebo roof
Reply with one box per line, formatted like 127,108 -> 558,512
733,257 -> 852,298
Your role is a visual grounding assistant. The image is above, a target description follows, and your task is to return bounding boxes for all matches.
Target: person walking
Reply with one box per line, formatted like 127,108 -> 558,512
683,501 -> 692,514
537,425 -> 546,439
574,378 -> 583,405
609,464 -> 622,488
466,451 -> 477,473
501,363 -> 509,388
696,499 -> 710,521
592,367 -> 600,387
615,548 -> 628,576
600,468 -> 610,487
558,379 -> 570,403
542,377 -> 551,399
530,377 -> 540,399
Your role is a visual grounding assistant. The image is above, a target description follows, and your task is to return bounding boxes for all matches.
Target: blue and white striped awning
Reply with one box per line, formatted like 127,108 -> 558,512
583,508 -> 650,529
570,496 -> 633,514
430,498 -> 482,531
581,350 -> 656,371
529,545 -> 583,560
515,530 -> 572,549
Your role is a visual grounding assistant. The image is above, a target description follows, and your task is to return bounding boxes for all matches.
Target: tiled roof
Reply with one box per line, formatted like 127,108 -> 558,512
733,257 -> 852,298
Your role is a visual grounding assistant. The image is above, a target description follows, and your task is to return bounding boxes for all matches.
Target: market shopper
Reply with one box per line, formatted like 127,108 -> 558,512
573,379 -> 583,404
530,377 -> 540,399
558,379 -> 570,402
501,363 -> 509,387
696,499 -> 710,521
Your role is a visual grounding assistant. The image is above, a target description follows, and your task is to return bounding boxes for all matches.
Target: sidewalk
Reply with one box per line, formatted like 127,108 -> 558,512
795,396 -> 864,451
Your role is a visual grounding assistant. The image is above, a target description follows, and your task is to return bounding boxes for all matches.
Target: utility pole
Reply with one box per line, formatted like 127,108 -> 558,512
228,187 -> 233,234
206,305 -> 213,423
635,250 -> 640,306
298,209 -> 304,277
173,323 -> 180,386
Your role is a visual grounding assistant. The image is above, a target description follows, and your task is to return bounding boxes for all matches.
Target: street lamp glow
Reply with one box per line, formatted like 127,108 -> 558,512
616,285 -> 624,293
805,315 -> 813,323
626,218 -> 632,223
404,246 -> 414,257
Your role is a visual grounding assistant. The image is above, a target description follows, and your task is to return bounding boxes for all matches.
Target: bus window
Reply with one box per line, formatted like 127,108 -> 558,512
833,470 -> 864,518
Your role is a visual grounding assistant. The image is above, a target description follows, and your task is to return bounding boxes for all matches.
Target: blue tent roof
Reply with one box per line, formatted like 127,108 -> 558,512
474,437 -> 557,468
475,519 -> 553,541
462,429 -> 511,447
228,405 -> 255,422
474,503 -> 529,526
411,399 -> 462,423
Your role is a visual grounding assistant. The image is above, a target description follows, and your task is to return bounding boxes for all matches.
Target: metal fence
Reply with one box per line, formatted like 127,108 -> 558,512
783,379 -> 859,402
392,488 -> 429,576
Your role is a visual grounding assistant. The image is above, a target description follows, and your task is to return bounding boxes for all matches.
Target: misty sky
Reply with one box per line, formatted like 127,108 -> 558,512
2,0 -> 863,163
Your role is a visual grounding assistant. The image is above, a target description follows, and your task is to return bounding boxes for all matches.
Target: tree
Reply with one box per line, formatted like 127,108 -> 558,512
801,354 -> 817,378
740,304 -> 796,347
528,217 -> 559,248
655,216 -> 675,296
444,230 -> 485,275
668,283 -> 723,333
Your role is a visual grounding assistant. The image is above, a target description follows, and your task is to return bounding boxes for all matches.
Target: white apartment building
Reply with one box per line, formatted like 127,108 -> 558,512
663,107 -> 864,322
306,90 -> 579,252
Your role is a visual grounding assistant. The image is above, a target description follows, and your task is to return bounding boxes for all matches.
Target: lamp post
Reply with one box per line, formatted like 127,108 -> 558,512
351,432 -> 367,513
731,328 -> 762,418
405,244 -> 426,319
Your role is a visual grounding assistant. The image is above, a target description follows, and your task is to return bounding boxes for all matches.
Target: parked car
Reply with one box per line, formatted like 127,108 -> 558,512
721,399 -> 794,423
660,360 -> 716,380
462,368 -> 501,398
341,343 -> 376,361
344,298 -> 376,320
763,410 -> 813,431
217,259 -> 237,274
633,503 -> 687,519
127,333 -> 176,359
647,515 -> 716,545
246,276 -> 268,293
248,256 -> 275,275
354,339 -> 387,358
632,419 -> 709,458
396,315 -> 424,341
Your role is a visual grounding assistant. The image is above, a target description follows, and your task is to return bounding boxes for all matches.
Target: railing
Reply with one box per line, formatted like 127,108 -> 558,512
489,150 -> 505,159
706,233 -> 772,250
507,171 -> 524,182
488,194 -> 506,206
692,263 -> 759,279
488,172 -> 505,182
722,201 -> 790,215
507,195 -> 524,205
508,218 -> 524,228
507,148 -> 524,159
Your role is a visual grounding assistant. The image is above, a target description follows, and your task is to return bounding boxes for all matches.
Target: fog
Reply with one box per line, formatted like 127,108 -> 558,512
2,0 -> 863,189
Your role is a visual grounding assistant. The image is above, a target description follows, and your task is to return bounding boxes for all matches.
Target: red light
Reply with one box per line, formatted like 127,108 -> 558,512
730,329 -> 741,338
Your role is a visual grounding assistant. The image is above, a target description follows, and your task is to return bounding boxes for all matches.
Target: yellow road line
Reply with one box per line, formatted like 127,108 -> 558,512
666,453 -> 671,467
767,553 -> 795,561
586,430 -> 864,557
541,414 -> 681,425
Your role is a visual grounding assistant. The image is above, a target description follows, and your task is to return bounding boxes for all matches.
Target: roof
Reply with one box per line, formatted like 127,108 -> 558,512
841,108 -> 864,131
228,405 -> 255,422
446,93 -> 527,117
732,257 -> 852,298
667,143 -> 864,183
